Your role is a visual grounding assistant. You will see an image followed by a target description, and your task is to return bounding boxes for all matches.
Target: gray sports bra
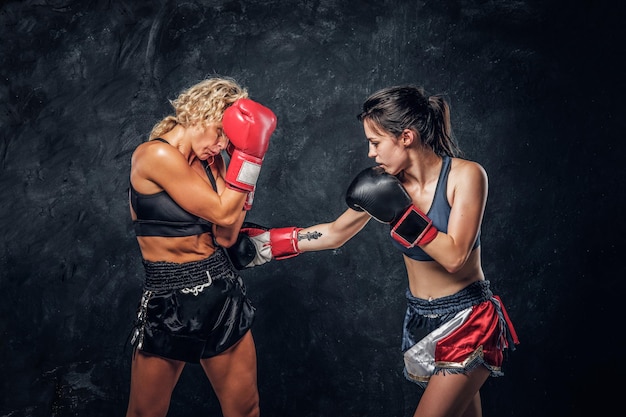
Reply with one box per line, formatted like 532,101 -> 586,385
390,156 -> 480,261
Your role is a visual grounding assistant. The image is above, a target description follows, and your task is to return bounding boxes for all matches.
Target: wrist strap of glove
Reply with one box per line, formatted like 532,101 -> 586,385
390,205 -> 438,248
270,227 -> 302,259
225,149 -> 263,192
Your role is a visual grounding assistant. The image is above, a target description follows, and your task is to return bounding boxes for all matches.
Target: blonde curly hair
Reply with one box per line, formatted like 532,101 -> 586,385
149,77 -> 249,139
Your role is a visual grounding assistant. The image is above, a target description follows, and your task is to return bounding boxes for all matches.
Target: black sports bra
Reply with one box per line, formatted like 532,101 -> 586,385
129,138 -> 217,237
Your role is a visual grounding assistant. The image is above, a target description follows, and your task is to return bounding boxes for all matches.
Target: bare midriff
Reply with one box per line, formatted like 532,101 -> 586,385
136,233 -> 217,263
404,247 -> 485,300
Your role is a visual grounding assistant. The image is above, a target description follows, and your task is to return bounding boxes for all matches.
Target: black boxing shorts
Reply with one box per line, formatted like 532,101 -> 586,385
129,247 -> 255,363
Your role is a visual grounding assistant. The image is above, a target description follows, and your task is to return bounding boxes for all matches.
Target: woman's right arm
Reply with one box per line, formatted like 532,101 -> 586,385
297,208 -> 371,252
226,208 -> 370,269
131,141 -> 247,227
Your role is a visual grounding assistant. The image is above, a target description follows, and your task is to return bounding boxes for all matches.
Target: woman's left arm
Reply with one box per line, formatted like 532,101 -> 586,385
212,155 -> 248,247
421,159 -> 488,273
214,209 -> 247,247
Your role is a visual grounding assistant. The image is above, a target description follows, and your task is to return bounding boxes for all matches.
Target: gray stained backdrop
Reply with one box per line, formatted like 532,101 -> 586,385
1,1 -> 623,416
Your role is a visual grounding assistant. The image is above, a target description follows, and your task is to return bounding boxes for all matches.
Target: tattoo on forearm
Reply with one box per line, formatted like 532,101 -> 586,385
297,231 -> 322,242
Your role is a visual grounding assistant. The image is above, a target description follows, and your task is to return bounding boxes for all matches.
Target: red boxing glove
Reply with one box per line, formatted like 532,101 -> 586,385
223,99 -> 277,192
224,143 -> 255,210
268,227 -> 302,259
226,222 -> 302,269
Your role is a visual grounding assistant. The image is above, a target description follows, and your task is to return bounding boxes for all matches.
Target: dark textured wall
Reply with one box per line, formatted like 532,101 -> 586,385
1,1 -> 623,416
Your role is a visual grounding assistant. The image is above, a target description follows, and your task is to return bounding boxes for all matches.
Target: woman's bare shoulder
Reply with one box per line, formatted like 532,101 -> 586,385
450,157 -> 487,180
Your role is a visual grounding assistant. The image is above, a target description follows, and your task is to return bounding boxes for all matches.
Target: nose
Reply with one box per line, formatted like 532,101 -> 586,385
367,143 -> 376,159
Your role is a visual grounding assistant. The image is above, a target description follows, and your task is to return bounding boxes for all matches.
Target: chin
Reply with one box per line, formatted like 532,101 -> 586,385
381,166 -> 401,176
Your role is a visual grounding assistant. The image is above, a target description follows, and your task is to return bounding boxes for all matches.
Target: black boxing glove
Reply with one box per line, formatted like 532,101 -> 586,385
345,166 -> 438,248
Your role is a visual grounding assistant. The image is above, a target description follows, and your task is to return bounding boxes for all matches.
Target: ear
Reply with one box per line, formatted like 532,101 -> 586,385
401,129 -> 415,147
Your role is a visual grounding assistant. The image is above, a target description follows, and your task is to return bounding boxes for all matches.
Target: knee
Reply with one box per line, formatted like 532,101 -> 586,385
240,394 -> 260,417
126,398 -> 171,417
227,391 -> 259,417
245,402 -> 260,417
126,406 -> 169,417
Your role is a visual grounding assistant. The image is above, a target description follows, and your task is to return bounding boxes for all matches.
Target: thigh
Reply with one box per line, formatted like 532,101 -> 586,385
200,330 -> 259,417
126,351 -> 185,417
413,366 -> 490,417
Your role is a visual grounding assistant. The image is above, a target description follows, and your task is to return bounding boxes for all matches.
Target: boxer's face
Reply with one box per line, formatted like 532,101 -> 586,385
364,121 -> 406,176
193,122 -> 227,161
